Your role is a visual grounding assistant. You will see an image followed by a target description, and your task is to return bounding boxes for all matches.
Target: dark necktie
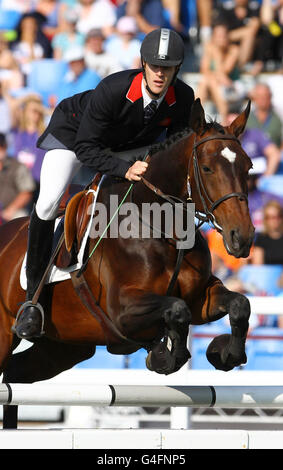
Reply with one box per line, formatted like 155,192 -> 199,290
144,100 -> 158,125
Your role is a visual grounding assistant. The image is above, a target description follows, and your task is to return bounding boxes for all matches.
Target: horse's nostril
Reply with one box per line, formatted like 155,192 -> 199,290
231,229 -> 241,249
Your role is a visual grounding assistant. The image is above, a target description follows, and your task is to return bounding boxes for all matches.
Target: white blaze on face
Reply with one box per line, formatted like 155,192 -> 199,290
221,147 -> 237,164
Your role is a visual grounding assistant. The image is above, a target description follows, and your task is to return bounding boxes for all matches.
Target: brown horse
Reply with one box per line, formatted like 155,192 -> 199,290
0,99 -> 254,427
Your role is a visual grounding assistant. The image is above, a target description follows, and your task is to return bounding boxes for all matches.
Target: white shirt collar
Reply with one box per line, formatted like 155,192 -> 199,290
141,78 -> 165,109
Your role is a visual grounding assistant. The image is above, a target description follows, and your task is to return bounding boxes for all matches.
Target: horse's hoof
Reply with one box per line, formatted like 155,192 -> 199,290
145,351 -> 154,371
145,343 -> 176,375
146,331 -> 191,375
206,334 -> 247,372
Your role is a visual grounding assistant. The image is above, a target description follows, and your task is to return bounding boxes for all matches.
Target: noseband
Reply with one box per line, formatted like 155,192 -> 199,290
191,133 -> 248,232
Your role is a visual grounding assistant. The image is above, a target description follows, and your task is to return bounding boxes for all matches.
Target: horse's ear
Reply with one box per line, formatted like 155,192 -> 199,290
189,98 -> 206,133
227,100 -> 251,137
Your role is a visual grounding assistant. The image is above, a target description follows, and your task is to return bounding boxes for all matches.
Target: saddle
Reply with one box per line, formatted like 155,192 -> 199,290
54,173 -> 102,269
51,173 -> 143,352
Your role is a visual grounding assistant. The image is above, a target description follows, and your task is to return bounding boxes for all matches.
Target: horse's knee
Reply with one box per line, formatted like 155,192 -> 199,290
164,298 -> 191,330
228,294 -> 250,329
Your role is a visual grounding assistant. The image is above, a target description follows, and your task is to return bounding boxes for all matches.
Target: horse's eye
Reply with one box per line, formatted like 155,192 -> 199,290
202,166 -> 212,173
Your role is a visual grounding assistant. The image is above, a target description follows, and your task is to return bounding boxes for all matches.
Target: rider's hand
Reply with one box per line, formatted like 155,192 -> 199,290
125,160 -> 148,181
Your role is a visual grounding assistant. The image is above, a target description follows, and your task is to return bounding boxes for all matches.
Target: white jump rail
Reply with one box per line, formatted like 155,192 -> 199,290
1,383 -> 283,408
248,296 -> 283,315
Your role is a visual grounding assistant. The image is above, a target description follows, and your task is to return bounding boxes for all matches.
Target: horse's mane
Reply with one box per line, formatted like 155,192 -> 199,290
148,119 -> 225,157
149,128 -> 191,156
104,120 -> 226,163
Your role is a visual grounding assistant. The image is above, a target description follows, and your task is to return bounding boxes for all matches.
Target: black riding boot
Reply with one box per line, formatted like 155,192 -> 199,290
12,208 -> 55,339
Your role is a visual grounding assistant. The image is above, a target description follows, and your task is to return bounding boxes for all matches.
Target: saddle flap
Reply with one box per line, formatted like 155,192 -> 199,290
75,191 -> 94,252
64,190 -> 86,252
58,183 -> 85,215
65,172 -> 102,253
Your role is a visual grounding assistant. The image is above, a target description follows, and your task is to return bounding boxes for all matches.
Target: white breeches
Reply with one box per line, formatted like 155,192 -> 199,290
35,149 -> 82,220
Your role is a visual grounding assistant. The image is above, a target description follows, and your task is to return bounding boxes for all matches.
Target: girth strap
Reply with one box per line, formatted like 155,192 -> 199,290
166,248 -> 184,296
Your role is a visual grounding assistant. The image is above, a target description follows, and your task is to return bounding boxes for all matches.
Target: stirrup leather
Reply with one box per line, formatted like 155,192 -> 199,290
12,301 -> 45,336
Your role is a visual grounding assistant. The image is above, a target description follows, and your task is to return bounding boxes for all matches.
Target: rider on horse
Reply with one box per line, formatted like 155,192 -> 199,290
13,28 -> 195,340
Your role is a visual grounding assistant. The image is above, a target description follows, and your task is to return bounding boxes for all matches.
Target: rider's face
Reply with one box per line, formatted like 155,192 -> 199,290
143,62 -> 177,97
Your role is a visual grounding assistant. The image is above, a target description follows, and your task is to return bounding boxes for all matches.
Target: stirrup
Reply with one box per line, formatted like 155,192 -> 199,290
11,300 -> 45,336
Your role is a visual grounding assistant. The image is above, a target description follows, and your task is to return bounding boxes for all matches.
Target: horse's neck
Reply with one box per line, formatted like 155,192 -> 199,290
144,136 -> 192,199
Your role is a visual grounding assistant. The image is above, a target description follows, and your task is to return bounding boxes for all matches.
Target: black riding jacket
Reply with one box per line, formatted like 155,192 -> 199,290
37,68 -> 195,178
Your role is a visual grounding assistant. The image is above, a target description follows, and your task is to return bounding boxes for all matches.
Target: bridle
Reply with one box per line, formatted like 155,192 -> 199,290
190,133 -> 248,232
139,132 -> 248,234
136,132 -> 249,296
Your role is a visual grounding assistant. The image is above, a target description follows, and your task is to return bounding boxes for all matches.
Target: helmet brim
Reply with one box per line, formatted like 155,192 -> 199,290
143,57 -> 182,67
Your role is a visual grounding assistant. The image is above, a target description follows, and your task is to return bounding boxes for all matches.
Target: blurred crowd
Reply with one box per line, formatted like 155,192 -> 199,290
0,0 -> 283,329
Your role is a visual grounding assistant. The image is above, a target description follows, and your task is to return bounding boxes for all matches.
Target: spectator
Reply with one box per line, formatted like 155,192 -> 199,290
248,174 -> 283,232
260,0 -> 283,67
0,133 -> 35,222
213,0 -> 261,70
35,0 -> 62,41
11,95 -> 47,202
0,36 -> 24,95
228,105 -> 281,177
105,16 -> 141,70
84,28 -> 121,77
51,8 -> 85,60
11,13 -> 52,81
247,82 -> 283,149
206,228 -> 246,280
0,81 -> 12,135
161,0 -> 185,33
55,46 -> 101,103
197,0 -> 213,43
116,0 -> 166,35
242,127 -> 281,177
264,73 -> 283,124
196,23 -> 242,124
73,0 -> 117,38
251,200 -> 283,265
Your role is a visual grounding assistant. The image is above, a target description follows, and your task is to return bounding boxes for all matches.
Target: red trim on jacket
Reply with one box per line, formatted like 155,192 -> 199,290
126,72 -> 143,102
164,85 -> 176,106
126,72 -> 176,106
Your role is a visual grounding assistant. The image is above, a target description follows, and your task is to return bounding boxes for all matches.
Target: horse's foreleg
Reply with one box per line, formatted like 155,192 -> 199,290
190,276 -> 250,371
206,291 -> 250,371
113,287 -> 192,374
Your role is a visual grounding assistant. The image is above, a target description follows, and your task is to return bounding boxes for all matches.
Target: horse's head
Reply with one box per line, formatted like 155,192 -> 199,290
188,98 -> 254,258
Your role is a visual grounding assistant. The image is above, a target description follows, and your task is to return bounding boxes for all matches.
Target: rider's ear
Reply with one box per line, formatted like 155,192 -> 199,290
227,100 -> 251,137
189,98 -> 206,133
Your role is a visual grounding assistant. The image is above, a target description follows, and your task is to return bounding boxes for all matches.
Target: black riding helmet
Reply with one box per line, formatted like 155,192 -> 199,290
140,28 -> 184,68
140,28 -> 184,97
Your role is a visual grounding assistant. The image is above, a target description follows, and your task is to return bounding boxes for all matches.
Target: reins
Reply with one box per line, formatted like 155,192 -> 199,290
134,132 -> 249,295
